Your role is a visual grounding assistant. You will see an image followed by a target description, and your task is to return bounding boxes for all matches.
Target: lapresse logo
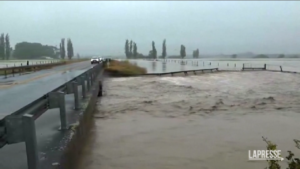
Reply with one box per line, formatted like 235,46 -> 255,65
248,150 -> 284,161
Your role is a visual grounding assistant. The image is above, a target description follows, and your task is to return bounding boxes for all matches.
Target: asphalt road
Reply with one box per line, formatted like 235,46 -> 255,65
0,61 -> 94,169
0,61 -> 94,116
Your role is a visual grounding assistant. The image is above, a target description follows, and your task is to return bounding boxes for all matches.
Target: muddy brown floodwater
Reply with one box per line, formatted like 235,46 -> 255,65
78,71 -> 300,169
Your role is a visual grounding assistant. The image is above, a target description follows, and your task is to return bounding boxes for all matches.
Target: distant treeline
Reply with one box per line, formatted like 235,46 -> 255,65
13,42 -> 60,59
2,34 -> 77,60
233,54 -> 300,59
124,39 -> 188,59
14,38 -> 75,60
123,40 -> 300,59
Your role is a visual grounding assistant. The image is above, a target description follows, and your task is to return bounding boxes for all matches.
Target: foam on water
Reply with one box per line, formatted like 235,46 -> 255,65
111,78 -> 131,82
160,77 -> 196,86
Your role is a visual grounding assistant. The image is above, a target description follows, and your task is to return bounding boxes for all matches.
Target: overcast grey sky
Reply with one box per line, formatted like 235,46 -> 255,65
0,1 -> 299,56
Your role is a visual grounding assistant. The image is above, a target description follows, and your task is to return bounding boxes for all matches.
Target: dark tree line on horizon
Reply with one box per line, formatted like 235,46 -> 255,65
13,42 -> 59,59
124,39 -> 190,59
149,41 -> 157,59
0,33 -> 11,60
124,39 -> 168,59
122,40 -> 300,59
12,38 -> 75,60
0,33 -> 76,60
125,40 -> 139,59
60,38 -> 74,60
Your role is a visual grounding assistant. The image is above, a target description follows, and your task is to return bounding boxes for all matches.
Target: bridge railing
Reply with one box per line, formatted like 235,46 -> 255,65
0,60 -> 66,78
156,59 -> 300,74
0,62 -> 104,169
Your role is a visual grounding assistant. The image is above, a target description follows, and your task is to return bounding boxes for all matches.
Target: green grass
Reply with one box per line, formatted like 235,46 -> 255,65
105,60 -> 147,76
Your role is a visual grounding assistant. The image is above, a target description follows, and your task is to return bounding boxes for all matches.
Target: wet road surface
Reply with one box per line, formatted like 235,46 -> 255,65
78,71 -> 300,169
0,61 -> 94,169
0,61 -> 92,87
0,61 -> 93,116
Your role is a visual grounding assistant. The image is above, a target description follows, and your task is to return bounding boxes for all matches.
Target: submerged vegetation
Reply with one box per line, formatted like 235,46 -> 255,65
104,60 -> 147,77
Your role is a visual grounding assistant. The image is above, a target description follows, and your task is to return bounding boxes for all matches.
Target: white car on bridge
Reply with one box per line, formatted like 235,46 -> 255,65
90,57 -> 104,64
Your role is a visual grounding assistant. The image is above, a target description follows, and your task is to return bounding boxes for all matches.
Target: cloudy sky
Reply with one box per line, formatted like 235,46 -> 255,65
0,1 -> 299,56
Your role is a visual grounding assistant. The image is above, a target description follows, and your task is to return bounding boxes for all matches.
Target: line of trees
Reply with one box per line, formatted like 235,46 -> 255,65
0,33 -> 11,60
149,40 -> 168,59
125,39 -> 169,59
149,41 -> 157,59
13,42 -> 60,59
124,39 -> 197,59
0,35 -> 75,60
13,38 -> 74,60
125,40 -> 139,59
60,38 -> 74,59
192,49 -> 199,58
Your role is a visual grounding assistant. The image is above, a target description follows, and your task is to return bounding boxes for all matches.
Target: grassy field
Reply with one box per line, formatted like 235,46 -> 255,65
105,60 -> 147,76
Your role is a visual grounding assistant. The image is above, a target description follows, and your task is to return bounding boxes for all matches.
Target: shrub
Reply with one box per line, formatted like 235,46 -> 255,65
263,137 -> 300,169
105,60 -> 147,76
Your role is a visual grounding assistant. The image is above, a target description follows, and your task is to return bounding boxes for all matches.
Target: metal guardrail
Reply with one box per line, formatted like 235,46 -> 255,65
0,60 -> 66,78
242,63 -> 266,70
142,68 -> 219,76
0,62 -> 104,169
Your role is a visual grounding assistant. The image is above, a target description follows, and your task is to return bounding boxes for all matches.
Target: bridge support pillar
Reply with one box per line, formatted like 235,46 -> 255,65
71,82 -> 80,110
23,114 -> 40,169
58,92 -> 67,130
81,76 -> 86,99
49,91 -> 68,130
89,70 -> 93,87
98,81 -> 102,97
86,73 -> 91,92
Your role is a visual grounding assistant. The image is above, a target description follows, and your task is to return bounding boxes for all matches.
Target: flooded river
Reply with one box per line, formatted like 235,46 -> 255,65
78,71 -> 300,169
127,58 -> 300,73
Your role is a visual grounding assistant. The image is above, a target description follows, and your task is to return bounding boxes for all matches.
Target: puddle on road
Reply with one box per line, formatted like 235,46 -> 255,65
78,71 -> 300,169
